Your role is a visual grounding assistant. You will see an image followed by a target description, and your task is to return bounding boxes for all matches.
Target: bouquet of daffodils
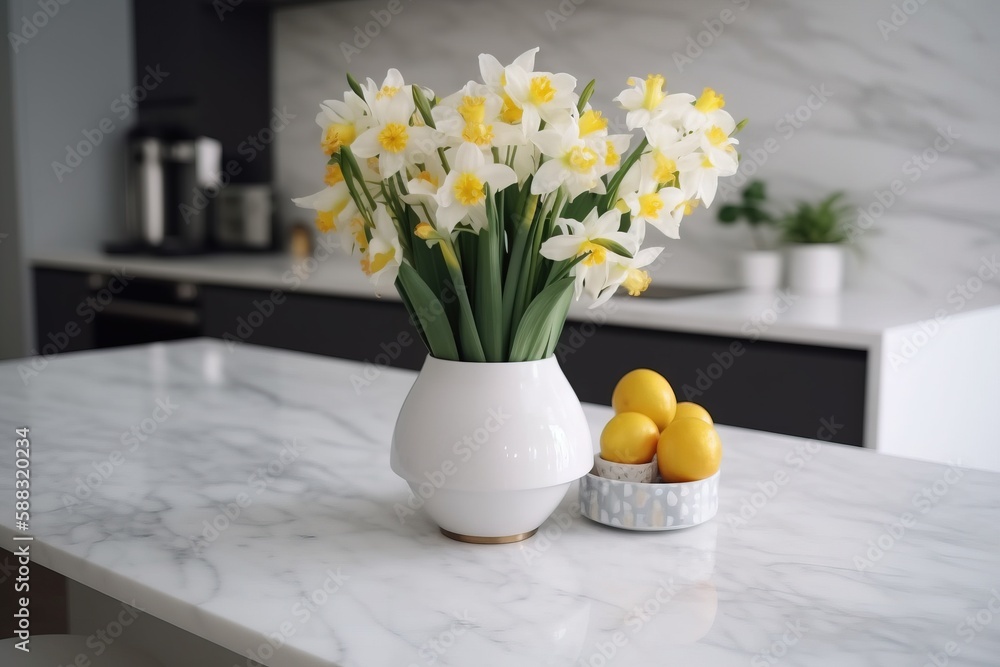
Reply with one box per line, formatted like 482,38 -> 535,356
293,48 -> 743,362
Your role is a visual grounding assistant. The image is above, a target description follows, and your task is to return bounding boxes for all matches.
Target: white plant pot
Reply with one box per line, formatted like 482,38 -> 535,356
785,244 -> 845,295
390,356 -> 593,543
739,250 -> 783,290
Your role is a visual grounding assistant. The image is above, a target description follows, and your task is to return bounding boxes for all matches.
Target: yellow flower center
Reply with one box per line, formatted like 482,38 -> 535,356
565,146 -> 599,173
377,123 -> 409,153
578,241 -> 608,266
642,74 -> 666,111
321,123 -> 356,155
701,154 -> 715,169
680,199 -> 700,215
414,222 -> 435,240
361,249 -> 396,276
622,269 -> 652,296
416,170 -> 439,188
529,76 -> 556,105
706,126 -> 729,146
453,172 -> 485,206
462,122 -> 495,146
324,164 -> 344,186
315,210 -> 336,233
638,193 -> 664,219
579,110 -> 608,136
695,87 -> 725,113
605,140 -> 620,167
376,85 -> 399,100
458,96 -> 487,124
652,152 -> 677,185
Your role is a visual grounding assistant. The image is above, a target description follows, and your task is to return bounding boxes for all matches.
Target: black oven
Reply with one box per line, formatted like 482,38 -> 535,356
88,273 -> 203,349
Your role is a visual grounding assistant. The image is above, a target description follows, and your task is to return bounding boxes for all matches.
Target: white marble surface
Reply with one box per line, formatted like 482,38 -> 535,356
273,0 -> 1000,302
32,249 -> 1000,350
1,339 -> 998,666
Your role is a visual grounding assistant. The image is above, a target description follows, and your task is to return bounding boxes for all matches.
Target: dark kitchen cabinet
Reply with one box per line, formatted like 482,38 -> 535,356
132,0 -> 273,182
200,285 -> 428,370
33,268 -> 867,446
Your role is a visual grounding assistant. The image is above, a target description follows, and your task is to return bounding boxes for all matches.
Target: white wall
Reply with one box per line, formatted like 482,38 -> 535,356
4,0 -> 134,357
273,0 -> 1000,301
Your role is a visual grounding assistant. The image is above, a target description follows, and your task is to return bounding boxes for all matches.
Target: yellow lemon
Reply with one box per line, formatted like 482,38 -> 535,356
674,402 -> 713,425
657,418 -> 722,482
600,412 -> 660,464
612,368 -> 677,431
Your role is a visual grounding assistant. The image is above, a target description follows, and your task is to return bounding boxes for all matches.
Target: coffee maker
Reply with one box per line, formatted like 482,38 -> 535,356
107,129 -> 222,255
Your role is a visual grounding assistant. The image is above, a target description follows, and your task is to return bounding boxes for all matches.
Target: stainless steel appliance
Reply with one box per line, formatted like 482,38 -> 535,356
214,184 -> 275,251
109,131 -> 222,255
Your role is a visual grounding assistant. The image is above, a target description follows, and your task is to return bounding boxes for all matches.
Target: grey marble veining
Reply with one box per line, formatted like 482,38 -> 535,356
273,0 -> 1000,303
1,339 -> 998,666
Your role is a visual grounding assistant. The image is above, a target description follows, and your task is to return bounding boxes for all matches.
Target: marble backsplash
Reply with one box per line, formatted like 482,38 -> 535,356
273,0 -> 1000,301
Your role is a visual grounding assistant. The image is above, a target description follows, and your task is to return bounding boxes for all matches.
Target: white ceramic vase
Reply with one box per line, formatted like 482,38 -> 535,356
739,250 -> 783,290
785,244 -> 845,295
390,355 -> 593,543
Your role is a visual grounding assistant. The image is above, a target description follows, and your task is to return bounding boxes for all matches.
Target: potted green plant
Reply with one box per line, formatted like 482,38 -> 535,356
780,192 -> 851,295
717,180 -> 782,290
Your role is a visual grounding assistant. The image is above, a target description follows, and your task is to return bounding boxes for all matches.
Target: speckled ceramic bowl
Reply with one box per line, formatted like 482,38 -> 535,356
579,465 -> 719,531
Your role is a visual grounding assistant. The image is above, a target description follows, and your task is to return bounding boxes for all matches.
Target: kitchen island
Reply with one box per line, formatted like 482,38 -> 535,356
1,340 -> 998,666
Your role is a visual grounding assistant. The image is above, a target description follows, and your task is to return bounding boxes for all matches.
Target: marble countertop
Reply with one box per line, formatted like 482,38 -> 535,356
32,249 -> 1000,349
1,339 -> 998,666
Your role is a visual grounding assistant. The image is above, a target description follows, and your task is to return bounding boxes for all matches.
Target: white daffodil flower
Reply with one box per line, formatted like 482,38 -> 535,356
530,121 -> 606,199
432,82 -> 523,150
479,48 -> 539,125
614,74 -> 694,131
623,156 -> 699,239
502,64 -> 577,134
677,149 -> 738,208
316,91 -> 370,156
291,182 -> 352,234
539,209 -> 632,301
677,87 -> 735,133
699,113 -> 739,167
591,246 -> 665,308
359,204 -> 403,290
351,80 -> 431,178
434,142 -> 517,233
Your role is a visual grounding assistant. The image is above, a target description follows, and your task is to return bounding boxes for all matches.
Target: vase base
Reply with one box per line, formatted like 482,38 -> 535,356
440,528 -> 537,544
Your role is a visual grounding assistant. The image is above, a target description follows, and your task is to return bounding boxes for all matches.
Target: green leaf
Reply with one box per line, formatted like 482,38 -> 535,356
602,137 -> 648,212
577,79 -> 596,113
733,118 -> 749,135
412,85 -> 437,129
501,192 -> 538,351
396,263 -> 459,360
476,187 -> 504,361
590,237 -> 633,259
346,73 -> 365,100
509,277 -> 575,362
717,204 -> 742,223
